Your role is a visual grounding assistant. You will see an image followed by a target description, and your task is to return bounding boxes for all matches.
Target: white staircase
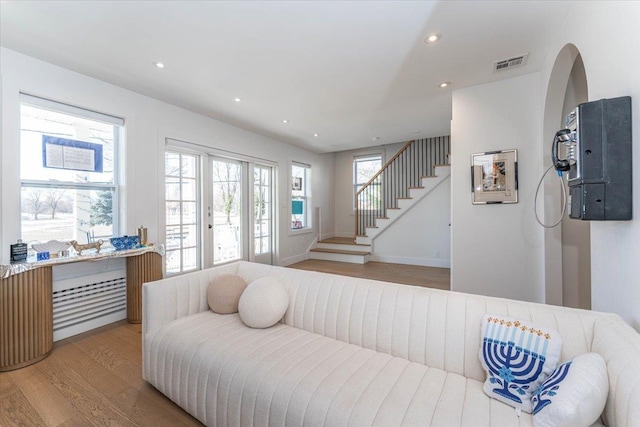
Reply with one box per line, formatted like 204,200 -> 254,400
356,165 -> 450,245
309,136 -> 451,265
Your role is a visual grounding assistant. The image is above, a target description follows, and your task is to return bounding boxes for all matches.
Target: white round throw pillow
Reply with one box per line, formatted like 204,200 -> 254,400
207,274 -> 247,314
238,276 -> 289,328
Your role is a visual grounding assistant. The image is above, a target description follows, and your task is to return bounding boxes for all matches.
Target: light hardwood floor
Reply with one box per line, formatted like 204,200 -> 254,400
0,321 -> 203,427
0,261 -> 449,426
288,259 -> 451,291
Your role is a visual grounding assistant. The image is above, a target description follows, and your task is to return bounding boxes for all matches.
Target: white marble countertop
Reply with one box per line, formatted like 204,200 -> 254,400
1,245 -> 164,279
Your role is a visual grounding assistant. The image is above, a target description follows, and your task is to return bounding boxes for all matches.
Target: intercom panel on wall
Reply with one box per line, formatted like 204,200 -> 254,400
566,96 -> 632,220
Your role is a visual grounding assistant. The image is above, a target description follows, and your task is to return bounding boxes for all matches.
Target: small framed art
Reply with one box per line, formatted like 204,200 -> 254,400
471,149 -> 518,204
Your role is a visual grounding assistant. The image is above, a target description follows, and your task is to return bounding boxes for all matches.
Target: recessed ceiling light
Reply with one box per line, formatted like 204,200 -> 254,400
439,82 -> 451,88
282,119 -> 289,124
153,61 -> 165,69
425,33 -> 441,44
413,131 -> 421,134
372,137 -> 381,141
234,97 -> 241,102
313,133 -> 319,137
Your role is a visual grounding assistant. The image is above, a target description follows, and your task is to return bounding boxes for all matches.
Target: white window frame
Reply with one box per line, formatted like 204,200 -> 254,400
19,94 -> 123,245
353,153 -> 383,211
290,161 -> 312,234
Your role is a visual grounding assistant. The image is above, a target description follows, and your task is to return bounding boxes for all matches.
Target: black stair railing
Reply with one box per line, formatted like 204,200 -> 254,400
355,136 -> 450,236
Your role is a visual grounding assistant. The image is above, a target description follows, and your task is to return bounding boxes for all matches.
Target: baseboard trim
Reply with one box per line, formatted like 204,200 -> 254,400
279,253 -> 309,267
369,254 -> 451,268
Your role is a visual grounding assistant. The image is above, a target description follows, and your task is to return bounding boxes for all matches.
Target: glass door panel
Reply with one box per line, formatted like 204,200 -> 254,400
253,164 -> 273,264
164,151 -> 200,275
211,158 -> 243,264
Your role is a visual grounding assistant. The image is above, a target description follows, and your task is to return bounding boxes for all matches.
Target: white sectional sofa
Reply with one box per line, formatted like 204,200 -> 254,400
142,261 -> 640,426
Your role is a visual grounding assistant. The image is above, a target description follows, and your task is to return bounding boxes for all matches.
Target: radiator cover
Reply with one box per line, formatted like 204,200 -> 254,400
52,267 -> 127,341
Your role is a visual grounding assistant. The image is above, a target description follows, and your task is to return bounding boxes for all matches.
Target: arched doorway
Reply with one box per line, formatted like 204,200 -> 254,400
542,44 -> 590,309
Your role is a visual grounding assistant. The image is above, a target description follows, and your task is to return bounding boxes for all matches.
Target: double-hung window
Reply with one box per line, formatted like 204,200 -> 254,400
19,95 -> 122,247
353,154 -> 382,209
291,162 -> 311,230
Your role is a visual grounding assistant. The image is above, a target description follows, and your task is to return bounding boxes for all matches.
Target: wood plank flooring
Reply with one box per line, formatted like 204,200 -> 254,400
0,321 -> 203,427
288,259 -> 450,291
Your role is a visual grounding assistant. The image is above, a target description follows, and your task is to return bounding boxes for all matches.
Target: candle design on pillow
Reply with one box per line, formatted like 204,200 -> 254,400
480,315 -> 561,412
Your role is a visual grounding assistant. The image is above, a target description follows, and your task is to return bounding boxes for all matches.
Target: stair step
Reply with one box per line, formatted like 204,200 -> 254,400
310,248 -> 371,256
318,237 -> 369,246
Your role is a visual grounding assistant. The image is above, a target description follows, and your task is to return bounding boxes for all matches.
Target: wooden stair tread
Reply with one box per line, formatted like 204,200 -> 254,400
310,248 -> 371,256
318,237 -> 370,246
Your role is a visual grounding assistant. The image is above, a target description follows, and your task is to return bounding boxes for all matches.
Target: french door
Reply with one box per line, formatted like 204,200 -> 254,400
164,146 -> 274,274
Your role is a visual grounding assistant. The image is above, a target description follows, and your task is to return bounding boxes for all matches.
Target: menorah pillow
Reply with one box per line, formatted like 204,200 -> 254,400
532,353 -> 608,427
479,314 -> 563,413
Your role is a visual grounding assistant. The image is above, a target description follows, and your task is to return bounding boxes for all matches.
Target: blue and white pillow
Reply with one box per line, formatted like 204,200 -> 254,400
479,314 -> 563,413
533,353 -> 608,427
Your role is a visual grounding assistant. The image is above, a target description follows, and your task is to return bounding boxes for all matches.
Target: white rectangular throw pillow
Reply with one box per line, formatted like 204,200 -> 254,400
479,314 -> 563,413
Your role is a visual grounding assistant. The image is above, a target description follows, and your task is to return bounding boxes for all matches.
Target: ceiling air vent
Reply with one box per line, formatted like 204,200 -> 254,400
494,53 -> 529,72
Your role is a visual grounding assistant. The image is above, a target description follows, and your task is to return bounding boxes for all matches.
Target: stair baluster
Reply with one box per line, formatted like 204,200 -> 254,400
355,136 -> 451,236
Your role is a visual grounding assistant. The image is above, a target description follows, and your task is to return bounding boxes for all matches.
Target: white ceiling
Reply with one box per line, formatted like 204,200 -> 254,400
0,1 -> 570,153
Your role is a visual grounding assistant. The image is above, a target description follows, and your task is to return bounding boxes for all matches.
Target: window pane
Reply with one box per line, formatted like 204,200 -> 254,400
181,201 -> 197,224
182,156 -> 197,179
181,178 -> 197,201
166,202 -> 181,225
21,104 -> 115,184
165,177 -> 180,200
165,225 -> 181,250
291,163 -> 310,230
355,158 -> 382,184
165,152 -> 180,176
182,247 -> 198,271
165,250 -> 181,274
182,224 -> 198,248
21,186 -> 115,244
261,236 -> 270,253
260,220 -> 269,237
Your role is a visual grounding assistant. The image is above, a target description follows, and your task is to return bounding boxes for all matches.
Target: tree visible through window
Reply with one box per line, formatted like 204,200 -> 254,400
353,154 -> 382,209
19,95 -> 122,247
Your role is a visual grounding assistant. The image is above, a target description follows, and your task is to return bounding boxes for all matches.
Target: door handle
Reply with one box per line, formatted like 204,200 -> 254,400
208,224 -> 213,229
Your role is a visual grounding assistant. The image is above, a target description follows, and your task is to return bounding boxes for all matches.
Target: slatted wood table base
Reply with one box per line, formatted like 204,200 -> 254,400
126,252 -> 163,324
0,267 -> 53,372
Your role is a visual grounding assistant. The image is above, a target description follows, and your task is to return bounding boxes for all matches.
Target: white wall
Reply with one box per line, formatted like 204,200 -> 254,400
372,175 -> 450,268
539,2 -> 640,330
0,48 -> 335,267
451,73 -> 544,303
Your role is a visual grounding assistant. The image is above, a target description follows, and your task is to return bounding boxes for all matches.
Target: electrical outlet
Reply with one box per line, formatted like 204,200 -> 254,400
434,250 -> 440,258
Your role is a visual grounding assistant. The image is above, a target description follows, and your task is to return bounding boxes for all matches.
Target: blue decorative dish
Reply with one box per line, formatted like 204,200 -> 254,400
110,235 -> 139,250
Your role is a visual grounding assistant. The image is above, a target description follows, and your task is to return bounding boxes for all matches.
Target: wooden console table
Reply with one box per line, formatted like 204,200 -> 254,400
0,246 -> 163,371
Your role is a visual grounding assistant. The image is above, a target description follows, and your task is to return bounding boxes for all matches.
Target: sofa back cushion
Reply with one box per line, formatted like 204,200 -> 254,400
236,263 -> 602,382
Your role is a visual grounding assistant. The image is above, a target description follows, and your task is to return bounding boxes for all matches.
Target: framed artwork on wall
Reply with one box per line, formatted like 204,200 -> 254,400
471,149 -> 518,204
292,177 -> 302,191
